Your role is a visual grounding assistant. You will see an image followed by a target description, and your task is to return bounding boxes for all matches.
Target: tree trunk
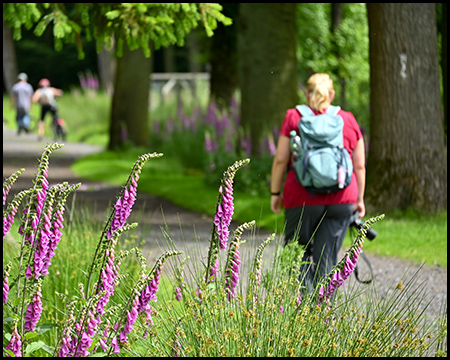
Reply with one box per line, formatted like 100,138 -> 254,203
97,45 -> 116,95
108,43 -> 151,150
331,3 -> 346,109
209,3 -> 239,110
238,3 -> 299,155
366,3 -> 447,214
441,3 -> 447,142
3,20 -> 18,93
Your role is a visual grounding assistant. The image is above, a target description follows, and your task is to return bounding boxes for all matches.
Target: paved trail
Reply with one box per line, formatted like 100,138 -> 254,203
3,126 -> 447,325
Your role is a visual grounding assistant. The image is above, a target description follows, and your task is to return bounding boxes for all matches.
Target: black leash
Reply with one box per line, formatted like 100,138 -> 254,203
354,250 -> 373,284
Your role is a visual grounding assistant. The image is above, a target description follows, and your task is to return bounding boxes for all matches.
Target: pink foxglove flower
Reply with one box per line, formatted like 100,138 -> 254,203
5,323 -> 22,357
41,184 -> 77,276
119,296 -> 139,343
3,263 -> 11,305
175,286 -> 182,302
137,267 -> 161,314
3,274 -> 9,305
73,311 -> 98,357
215,180 -> 234,250
3,169 -> 25,206
225,221 -> 254,301
24,287 -> 43,332
118,251 -> 180,344
318,214 -> 385,305
19,143 -> 60,247
3,189 -> 32,239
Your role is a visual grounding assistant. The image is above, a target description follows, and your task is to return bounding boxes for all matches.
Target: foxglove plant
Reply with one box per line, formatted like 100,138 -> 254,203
317,214 -> 385,305
57,289 -> 106,357
3,168 -> 24,206
73,310 -> 99,357
110,250 -> 181,352
30,184 -> 60,279
18,143 -> 62,248
23,279 -> 43,333
87,153 -> 163,298
174,257 -> 190,302
3,263 -> 11,305
5,321 -> 22,357
41,183 -> 79,276
248,233 -> 275,305
205,159 -> 250,284
224,221 -> 255,301
3,189 -> 33,239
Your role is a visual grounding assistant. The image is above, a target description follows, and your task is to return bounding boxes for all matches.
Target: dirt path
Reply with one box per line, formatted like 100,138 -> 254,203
3,126 -> 447,324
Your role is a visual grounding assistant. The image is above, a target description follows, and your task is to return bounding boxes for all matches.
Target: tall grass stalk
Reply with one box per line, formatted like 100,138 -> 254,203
3,144 -> 447,357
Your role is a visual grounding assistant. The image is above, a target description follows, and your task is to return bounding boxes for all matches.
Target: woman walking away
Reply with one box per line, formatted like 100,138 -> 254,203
270,73 -> 366,296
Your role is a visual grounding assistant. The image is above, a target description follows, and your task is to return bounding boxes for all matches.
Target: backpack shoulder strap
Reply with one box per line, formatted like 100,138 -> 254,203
295,105 -> 314,117
326,105 -> 341,116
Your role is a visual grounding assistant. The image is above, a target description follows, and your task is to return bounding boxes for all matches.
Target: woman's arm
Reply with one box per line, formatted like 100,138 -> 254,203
270,135 -> 290,213
352,137 -> 366,217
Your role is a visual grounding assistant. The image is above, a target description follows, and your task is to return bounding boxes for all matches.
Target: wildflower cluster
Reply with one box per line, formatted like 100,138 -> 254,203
317,214 -> 386,305
2,145 -> 180,357
150,99 -> 276,195
115,250 -> 182,349
3,142 -> 446,357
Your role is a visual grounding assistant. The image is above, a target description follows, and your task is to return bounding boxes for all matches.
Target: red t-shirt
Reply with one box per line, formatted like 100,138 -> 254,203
280,106 -> 363,208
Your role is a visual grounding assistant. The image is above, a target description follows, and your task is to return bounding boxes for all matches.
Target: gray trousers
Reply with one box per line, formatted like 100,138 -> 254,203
285,204 -> 354,295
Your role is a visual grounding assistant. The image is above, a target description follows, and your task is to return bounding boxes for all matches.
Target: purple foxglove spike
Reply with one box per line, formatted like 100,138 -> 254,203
24,292 -> 43,332
296,292 -> 302,307
3,276 -> 9,305
175,286 -> 182,301
5,325 -> 22,357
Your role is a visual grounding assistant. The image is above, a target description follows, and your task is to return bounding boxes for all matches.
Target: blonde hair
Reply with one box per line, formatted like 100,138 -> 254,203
306,73 -> 334,112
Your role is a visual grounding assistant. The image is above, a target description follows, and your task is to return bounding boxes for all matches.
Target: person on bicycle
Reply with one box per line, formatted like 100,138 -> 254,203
32,78 -> 64,140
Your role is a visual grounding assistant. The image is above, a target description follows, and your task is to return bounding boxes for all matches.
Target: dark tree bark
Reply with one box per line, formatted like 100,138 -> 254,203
209,3 -> 239,110
3,20 -> 18,93
366,3 -> 447,214
441,3 -> 447,142
331,3 -> 346,109
108,43 -> 152,150
238,3 -> 299,155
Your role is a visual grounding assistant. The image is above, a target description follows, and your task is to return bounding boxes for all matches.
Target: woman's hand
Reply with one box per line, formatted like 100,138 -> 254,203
271,194 -> 283,214
353,200 -> 365,218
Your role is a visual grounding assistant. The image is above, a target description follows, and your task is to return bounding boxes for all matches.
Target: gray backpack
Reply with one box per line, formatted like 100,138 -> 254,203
289,105 -> 353,193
